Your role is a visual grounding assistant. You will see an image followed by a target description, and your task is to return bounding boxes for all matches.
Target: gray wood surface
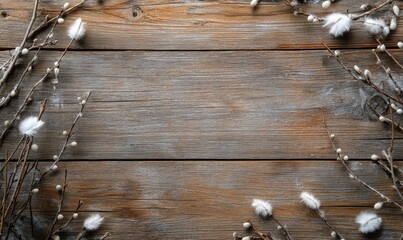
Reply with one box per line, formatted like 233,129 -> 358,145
0,0 -> 402,239
1,50 -> 402,159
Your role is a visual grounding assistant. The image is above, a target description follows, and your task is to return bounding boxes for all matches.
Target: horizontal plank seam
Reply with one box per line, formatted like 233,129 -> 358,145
1,47 -> 400,52
1,159 -> 402,162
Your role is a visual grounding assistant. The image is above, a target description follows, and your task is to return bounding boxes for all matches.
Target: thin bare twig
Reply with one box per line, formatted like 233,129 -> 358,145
28,0 -> 86,39
321,40 -> 403,105
0,0 -> 39,90
322,111 -> 403,210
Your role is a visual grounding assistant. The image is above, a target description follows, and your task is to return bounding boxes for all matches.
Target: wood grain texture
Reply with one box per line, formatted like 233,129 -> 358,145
0,0 -> 402,50
0,0 -> 403,239
15,161 -> 402,239
1,50 -> 402,159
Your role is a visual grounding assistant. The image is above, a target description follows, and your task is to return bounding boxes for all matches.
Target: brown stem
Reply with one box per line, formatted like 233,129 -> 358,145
271,215 -> 292,240
321,40 -> 403,105
375,38 -> 403,70
0,0 -> 39,90
282,0 -> 324,21
318,210 -> 346,240
99,232 -> 111,240
53,200 -> 84,234
322,112 -> 403,210
0,8 -> 64,108
46,170 -> 68,240
28,0 -> 86,39
351,0 -> 394,20
247,220 -> 272,240
372,50 -> 402,97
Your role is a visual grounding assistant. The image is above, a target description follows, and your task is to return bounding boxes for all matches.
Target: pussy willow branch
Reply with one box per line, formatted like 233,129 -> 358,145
351,0 -> 394,20
373,156 -> 403,186
367,103 -> 403,132
382,110 -> 403,201
282,0 -> 324,21
247,220 -> 272,240
317,210 -> 346,240
271,215 -> 292,240
322,113 -> 403,210
0,73 -> 49,144
99,232 -> 111,240
0,7 -> 66,108
372,50 -> 402,97
46,170 -> 68,240
33,92 -> 91,187
321,40 -> 403,105
0,33 -> 81,143
53,200 -> 83,234
1,99 -> 47,237
376,38 -> 403,70
0,0 -> 39,91
28,0 -> 86,40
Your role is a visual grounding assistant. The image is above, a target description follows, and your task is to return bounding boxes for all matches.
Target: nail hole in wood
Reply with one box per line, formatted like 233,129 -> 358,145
1,11 -> 8,18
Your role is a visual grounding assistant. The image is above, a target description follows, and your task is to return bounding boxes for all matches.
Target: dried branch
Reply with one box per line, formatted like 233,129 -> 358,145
28,0 -> 86,40
321,40 -> 403,106
322,112 -> 403,211
0,0 -> 39,90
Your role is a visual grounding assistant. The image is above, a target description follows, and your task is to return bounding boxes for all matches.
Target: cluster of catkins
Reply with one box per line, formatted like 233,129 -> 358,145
251,0 -> 400,39
234,192 -> 382,240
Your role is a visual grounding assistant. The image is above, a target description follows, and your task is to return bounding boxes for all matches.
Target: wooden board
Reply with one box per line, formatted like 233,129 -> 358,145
0,0 -> 402,239
1,50 -> 402,159
0,0 -> 402,50
20,161 -> 403,239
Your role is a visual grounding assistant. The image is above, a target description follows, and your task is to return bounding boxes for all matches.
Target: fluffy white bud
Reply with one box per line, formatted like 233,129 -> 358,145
322,1 -> 331,9
353,65 -> 361,74
21,48 -> 29,55
63,2 -> 70,10
243,222 -> 251,229
393,5 -> 400,16
250,0 -> 258,7
390,17 -> 397,30
57,18 -> 64,24
374,202 -> 383,209
31,144 -> 39,151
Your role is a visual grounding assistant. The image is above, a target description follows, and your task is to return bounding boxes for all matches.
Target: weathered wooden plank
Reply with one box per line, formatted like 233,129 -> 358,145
16,161 -> 403,239
0,0 -> 402,50
1,49 -> 402,159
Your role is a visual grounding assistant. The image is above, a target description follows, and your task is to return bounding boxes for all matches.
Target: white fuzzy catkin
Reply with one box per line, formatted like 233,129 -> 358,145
250,0 -> 258,7
364,18 -> 389,37
373,202 -> 383,210
19,116 -> 44,137
299,192 -> 320,210
83,214 -> 104,231
323,13 -> 352,37
393,5 -> 400,16
398,42 -> 403,49
251,199 -> 272,218
322,1 -> 331,9
68,18 -> 86,40
390,17 -> 397,30
355,212 -> 382,234
31,144 -> 39,151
